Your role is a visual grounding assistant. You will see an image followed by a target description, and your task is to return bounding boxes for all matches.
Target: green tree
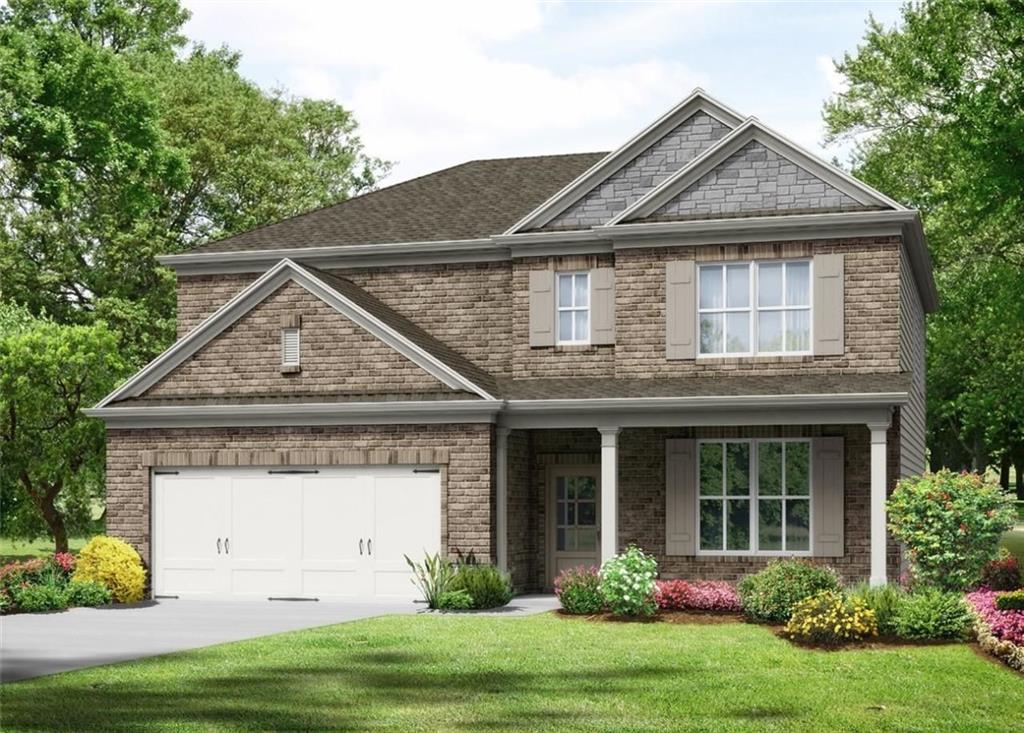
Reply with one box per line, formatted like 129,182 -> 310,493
0,305 -> 129,551
0,0 -> 388,364
824,0 -> 1024,492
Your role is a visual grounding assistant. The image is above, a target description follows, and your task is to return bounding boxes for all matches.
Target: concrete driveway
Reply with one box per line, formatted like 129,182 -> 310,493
1,595 -> 557,683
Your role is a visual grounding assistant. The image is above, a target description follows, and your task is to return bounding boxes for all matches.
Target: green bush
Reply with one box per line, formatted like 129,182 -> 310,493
436,589 -> 474,611
887,470 -> 1016,591
74,536 -> 146,603
65,580 -> 112,607
995,589 -> 1024,611
13,583 -> 69,613
738,560 -> 841,623
848,583 -> 908,636
784,590 -> 878,645
893,588 -> 973,640
450,564 -> 513,609
405,552 -> 458,609
600,545 -> 658,617
554,566 -> 603,615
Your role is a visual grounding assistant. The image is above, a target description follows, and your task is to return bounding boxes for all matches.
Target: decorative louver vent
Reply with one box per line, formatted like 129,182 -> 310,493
281,327 -> 300,368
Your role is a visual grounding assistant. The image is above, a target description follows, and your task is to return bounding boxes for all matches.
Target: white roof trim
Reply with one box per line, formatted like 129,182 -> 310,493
505,392 -> 908,413
608,118 -> 904,223
94,259 -> 496,407
503,89 -> 745,234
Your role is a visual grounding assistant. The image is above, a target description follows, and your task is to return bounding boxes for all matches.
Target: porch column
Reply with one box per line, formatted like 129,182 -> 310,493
599,427 -> 620,565
868,419 -> 890,587
495,427 -> 510,575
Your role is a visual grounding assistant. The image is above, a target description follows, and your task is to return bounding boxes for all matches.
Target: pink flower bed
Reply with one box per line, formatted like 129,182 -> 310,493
966,590 -> 1024,645
655,579 -> 741,612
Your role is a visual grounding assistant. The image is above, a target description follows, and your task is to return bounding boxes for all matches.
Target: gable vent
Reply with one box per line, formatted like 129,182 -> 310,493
281,327 -> 300,368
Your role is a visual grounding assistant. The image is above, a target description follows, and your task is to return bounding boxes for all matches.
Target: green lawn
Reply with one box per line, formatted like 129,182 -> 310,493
1,614 -> 1020,732
0,536 -> 88,563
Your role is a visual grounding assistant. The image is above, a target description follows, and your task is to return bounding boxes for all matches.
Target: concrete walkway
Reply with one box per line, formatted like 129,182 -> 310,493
1,594 -> 558,683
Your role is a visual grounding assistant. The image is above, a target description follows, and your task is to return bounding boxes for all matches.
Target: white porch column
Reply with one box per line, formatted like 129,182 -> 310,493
868,419 -> 891,587
495,427 -> 510,574
599,427 -> 620,565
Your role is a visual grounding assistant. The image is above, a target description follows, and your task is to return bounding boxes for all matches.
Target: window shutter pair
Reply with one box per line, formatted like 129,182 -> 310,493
664,254 -> 845,359
528,268 -> 615,346
663,437 -> 844,557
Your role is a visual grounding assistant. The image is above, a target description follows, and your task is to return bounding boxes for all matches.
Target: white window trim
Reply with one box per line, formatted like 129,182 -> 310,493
697,259 -> 813,358
556,271 -> 591,345
695,438 -> 814,557
281,327 -> 301,367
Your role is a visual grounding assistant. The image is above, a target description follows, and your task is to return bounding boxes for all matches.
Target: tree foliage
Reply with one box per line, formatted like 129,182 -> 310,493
824,0 -> 1024,489
0,305 -> 129,551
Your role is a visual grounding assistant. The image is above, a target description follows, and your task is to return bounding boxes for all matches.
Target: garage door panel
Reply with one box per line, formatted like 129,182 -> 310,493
301,569 -> 362,597
157,477 -> 226,562
229,476 -> 300,562
372,474 -> 441,567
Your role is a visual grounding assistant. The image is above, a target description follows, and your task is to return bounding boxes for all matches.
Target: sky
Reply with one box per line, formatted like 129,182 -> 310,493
182,0 -> 904,185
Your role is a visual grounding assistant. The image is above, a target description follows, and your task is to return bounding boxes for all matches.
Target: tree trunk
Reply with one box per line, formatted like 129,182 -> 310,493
1000,454 -> 1011,490
1016,459 -> 1024,502
22,474 -> 69,554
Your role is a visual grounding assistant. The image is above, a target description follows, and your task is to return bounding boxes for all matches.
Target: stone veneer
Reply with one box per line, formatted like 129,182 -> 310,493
507,422 -> 901,592
105,423 -> 493,573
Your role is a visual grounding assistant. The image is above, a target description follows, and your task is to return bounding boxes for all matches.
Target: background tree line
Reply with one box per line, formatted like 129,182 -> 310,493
0,0 -> 389,550
825,0 -> 1024,497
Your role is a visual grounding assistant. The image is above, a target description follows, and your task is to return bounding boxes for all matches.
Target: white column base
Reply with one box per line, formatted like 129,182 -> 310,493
599,427 -> 620,565
868,420 -> 890,587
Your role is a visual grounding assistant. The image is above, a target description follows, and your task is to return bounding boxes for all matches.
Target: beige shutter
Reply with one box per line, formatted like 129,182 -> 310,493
665,260 -> 696,359
665,438 -> 697,555
811,436 -> 845,557
813,254 -> 844,356
528,270 -> 555,347
590,268 -> 615,345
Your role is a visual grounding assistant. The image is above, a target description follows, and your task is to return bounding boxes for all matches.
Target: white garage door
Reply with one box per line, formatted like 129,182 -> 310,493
152,466 -> 441,601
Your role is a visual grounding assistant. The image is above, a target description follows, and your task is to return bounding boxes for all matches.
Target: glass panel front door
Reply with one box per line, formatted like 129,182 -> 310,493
550,468 -> 600,582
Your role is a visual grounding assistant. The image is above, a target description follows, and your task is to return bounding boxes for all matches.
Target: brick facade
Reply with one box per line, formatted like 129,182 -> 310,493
152,280 -> 450,399
105,424 -> 494,571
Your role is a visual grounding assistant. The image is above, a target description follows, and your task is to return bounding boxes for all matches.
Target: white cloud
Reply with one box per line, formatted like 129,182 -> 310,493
183,0 -> 707,182
817,54 -> 847,96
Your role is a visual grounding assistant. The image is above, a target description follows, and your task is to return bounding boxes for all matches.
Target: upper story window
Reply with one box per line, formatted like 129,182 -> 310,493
698,260 -> 811,357
556,272 -> 590,345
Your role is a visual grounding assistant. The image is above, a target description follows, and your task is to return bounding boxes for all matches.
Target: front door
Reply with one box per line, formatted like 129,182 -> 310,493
548,466 -> 601,583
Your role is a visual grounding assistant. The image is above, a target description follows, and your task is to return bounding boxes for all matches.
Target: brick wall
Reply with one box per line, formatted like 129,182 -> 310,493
173,237 -> 903,385
150,280 -> 449,399
511,424 -> 900,591
106,423 -> 494,571
615,237 -> 902,377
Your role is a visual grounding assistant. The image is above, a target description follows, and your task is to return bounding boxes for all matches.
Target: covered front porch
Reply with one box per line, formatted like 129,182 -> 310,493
493,397 -> 902,593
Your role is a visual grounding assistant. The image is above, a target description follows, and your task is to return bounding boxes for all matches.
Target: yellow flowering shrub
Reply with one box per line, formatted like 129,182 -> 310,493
73,536 -> 146,603
784,590 -> 877,645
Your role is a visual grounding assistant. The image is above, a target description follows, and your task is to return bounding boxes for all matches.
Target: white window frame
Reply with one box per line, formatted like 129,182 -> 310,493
697,260 -> 813,358
281,327 -> 301,368
556,271 -> 590,345
695,438 -> 813,557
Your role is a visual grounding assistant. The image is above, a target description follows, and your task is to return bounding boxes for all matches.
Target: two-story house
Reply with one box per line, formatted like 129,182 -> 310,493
86,90 -> 935,601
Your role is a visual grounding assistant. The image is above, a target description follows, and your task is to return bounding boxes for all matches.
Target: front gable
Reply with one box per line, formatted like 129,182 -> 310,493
141,280 -> 453,400
94,260 -> 497,408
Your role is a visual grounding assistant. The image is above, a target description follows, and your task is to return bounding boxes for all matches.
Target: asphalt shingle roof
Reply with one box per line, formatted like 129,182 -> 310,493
188,153 -> 606,254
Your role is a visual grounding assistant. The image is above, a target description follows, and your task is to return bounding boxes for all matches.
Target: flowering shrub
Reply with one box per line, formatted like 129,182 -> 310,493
978,550 -> 1022,591
887,470 -> 1016,591
967,590 -> 1024,646
600,545 -> 657,617
654,579 -> 690,610
892,588 -> 972,640
684,581 -> 743,612
738,560 -> 841,623
73,536 -> 145,603
783,590 -> 877,645
554,566 -> 603,614
848,583 -> 907,636
995,589 -> 1024,611
52,553 -> 76,574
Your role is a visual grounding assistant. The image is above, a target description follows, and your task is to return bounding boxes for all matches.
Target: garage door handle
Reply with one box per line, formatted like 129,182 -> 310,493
217,537 -> 221,555
225,538 -> 229,555
359,538 -> 363,556
367,539 -> 372,556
